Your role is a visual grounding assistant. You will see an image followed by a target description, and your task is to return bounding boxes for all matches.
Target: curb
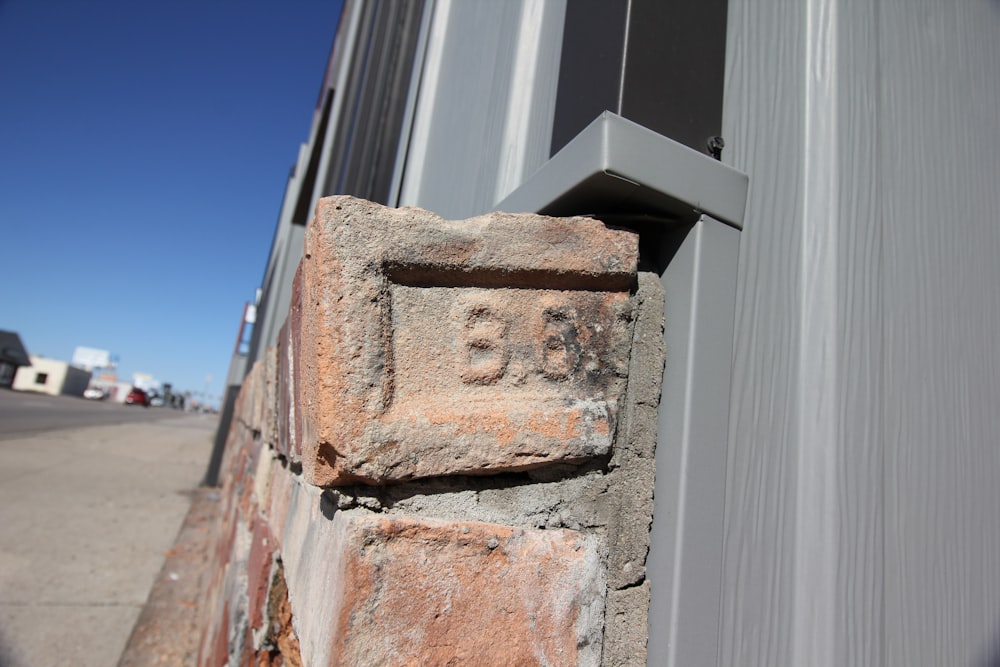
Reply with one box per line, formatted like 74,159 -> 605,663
118,488 -> 221,667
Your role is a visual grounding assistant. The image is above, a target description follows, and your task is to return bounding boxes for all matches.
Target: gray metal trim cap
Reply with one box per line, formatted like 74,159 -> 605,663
497,111 -> 748,229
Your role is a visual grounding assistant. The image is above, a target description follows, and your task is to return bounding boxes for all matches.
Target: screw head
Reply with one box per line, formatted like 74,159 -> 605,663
707,136 -> 725,160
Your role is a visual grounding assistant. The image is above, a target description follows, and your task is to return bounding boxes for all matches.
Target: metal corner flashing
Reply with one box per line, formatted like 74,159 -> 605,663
497,112 -> 748,229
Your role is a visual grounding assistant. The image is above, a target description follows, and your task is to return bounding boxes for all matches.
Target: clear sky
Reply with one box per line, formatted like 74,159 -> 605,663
0,0 -> 343,405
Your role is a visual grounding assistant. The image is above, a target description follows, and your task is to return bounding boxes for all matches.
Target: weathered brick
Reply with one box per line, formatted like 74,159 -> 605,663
249,359 -> 266,435
317,513 -> 604,667
245,517 -> 275,644
260,346 -> 279,448
218,418 -> 247,489
233,374 -> 252,430
200,601 -> 230,667
298,195 -> 638,485
252,451 -> 274,527
264,459 -> 292,546
287,263 -> 303,463
238,360 -> 258,432
251,559 -> 303,667
276,319 -> 293,461
238,443 -> 263,519
215,488 -> 241,570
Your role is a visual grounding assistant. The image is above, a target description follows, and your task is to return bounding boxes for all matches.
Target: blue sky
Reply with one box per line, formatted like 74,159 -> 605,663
0,0 -> 343,404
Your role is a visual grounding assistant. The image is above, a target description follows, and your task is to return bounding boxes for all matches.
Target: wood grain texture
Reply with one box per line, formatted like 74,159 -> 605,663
721,0 -> 1000,665
880,2 -> 1000,665
719,0 -> 809,663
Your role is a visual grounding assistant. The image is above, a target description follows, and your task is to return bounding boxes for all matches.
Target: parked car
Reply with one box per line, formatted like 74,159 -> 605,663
149,393 -> 164,407
83,387 -> 106,400
124,388 -> 150,407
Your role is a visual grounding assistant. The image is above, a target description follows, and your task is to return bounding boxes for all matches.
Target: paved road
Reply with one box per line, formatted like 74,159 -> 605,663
0,389 -> 188,439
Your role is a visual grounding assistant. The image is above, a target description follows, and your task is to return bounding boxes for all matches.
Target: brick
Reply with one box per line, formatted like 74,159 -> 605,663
285,263 -> 304,463
238,443 -> 263,519
233,374 -> 251,430
261,346 -> 278,448
215,487 -> 241,569
218,419 -> 247,490
253,559 -> 303,667
252,450 -> 274,526
276,318 -> 294,461
238,362 -> 253,429
245,517 -> 275,640
200,601 -> 230,667
239,360 -> 259,432
264,459 -> 292,545
298,195 -> 638,485
319,514 -> 603,667
249,359 -> 266,435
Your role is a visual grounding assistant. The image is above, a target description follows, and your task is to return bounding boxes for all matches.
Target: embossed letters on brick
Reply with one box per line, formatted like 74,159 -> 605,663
297,196 -> 639,486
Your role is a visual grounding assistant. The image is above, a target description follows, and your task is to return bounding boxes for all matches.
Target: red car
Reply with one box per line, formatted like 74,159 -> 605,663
124,387 -> 150,407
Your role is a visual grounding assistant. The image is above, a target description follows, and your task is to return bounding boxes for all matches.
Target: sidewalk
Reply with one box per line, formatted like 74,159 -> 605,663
118,486 -> 220,667
0,414 -> 217,667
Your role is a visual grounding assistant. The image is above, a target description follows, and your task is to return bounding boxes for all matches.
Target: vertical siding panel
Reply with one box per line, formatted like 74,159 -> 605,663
722,0 -> 883,664
720,0 -> 808,662
725,0 -> 1000,663
832,3 -> 883,664
880,3 -> 1000,665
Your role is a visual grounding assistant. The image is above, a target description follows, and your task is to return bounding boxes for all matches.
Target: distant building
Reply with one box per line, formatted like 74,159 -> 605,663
0,330 -> 31,389
12,355 -> 91,397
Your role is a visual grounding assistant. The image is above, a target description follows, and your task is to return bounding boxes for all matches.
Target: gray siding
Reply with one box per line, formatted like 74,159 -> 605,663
881,3 -> 1000,664
396,0 -> 566,217
720,1 -> 1000,665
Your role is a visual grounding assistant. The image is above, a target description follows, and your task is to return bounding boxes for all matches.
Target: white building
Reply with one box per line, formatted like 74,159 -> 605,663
12,355 -> 91,397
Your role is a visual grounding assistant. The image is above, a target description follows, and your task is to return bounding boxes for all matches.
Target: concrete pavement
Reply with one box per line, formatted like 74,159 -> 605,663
0,413 -> 217,667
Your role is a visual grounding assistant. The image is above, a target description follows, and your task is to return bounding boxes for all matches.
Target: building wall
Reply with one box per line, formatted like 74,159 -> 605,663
60,365 -> 91,397
12,356 -> 90,397
225,1 -> 1000,663
0,362 -> 18,388
395,0 -> 566,217
719,1 -> 1000,665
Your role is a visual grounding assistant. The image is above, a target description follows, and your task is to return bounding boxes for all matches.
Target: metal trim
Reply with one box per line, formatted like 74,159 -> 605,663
496,111 -> 748,229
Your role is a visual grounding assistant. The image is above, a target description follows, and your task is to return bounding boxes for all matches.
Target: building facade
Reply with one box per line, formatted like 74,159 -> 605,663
12,355 -> 91,398
0,330 -> 31,389
221,1 -> 1000,664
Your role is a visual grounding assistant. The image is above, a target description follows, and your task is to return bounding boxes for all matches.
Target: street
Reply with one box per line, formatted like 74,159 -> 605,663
0,389 -> 186,439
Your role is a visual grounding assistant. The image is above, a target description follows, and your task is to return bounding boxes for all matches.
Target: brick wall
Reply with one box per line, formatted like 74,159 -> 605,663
199,196 -> 665,666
